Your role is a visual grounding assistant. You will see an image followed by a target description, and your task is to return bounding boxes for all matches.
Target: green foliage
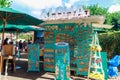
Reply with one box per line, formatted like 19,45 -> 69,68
105,13 -> 113,25
19,34 -> 33,40
99,31 -> 120,59
85,4 -> 108,16
85,4 -> 120,31
110,12 -> 120,30
0,0 -> 12,7
104,12 -> 120,30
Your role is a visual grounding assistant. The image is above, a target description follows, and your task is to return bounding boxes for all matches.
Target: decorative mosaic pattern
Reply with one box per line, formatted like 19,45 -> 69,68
44,28 -> 56,72
27,44 -> 40,72
55,42 -> 70,80
75,23 -> 93,76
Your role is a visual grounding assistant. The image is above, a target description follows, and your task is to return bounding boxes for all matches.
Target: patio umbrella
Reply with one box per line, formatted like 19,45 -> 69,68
0,25 -> 37,32
0,25 -> 38,32
0,7 -> 44,44
0,25 -> 40,40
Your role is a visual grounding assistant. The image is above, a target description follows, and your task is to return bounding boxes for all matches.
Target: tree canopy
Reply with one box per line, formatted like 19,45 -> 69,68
85,4 -> 120,31
85,4 -> 108,16
110,12 -> 120,30
0,0 -> 12,7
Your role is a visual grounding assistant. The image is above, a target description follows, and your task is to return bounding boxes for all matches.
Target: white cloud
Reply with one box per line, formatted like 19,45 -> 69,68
11,0 -> 90,18
65,0 -> 90,8
108,4 -> 120,13
12,0 -> 62,9
12,0 -> 62,18
65,0 -> 80,8
31,10 -> 41,18
112,0 -> 120,4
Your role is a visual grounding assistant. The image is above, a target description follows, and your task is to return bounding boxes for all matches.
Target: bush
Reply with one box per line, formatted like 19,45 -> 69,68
99,31 -> 120,59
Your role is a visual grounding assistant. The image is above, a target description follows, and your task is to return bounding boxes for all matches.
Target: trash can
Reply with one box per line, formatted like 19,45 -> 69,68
54,42 -> 71,80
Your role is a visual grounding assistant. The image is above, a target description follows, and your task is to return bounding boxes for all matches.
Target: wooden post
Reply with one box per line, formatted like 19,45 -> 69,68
2,18 -> 7,45
0,55 -> 3,73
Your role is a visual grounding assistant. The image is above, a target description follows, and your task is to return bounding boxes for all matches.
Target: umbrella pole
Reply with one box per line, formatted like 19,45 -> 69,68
2,19 -> 6,45
16,30 -> 19,40
10,32 -> 12,40
0,19 -> 6,78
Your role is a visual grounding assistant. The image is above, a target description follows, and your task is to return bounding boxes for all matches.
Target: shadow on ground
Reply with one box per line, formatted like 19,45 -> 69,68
2,53 -> 54,80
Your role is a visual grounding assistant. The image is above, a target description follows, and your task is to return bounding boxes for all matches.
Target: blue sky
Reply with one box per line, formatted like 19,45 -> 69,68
11,0 -> 120,19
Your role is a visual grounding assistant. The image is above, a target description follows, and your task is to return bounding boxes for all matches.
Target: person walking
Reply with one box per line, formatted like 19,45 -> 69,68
19,40 -> 23,53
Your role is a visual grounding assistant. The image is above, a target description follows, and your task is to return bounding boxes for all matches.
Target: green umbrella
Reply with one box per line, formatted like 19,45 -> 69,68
0,7 -> 44,44
0,7 -> 43,25
19,25 -> 37,32
0,25 -> 45,39
34,27 -> 45,31
0,25 -> 45,32
0,25 -> 37,32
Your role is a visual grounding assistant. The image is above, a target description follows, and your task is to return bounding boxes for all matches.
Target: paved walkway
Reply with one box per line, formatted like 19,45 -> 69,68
0,53 -> 119,80
0,53 -> 87,80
